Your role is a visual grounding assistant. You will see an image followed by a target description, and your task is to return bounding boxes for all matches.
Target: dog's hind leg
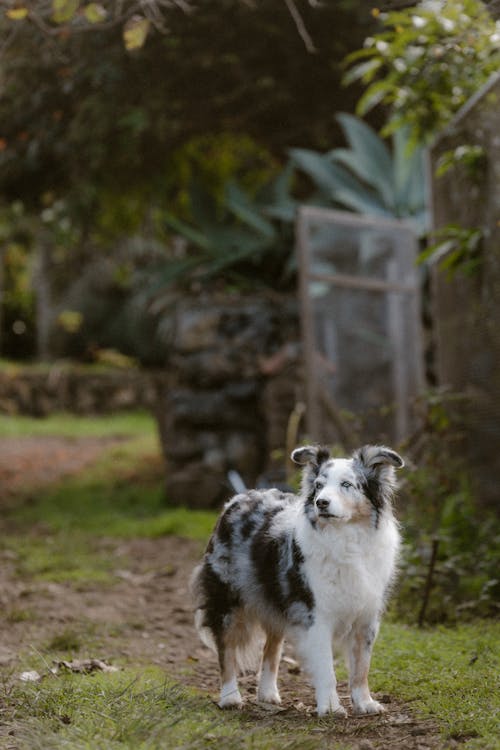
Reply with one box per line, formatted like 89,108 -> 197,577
257,632 -> 283,704
218,640 -> 243,709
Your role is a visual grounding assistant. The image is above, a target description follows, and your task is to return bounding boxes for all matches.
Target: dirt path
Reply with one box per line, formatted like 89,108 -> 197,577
0,437 -> 447,749
0,435 -> 125,498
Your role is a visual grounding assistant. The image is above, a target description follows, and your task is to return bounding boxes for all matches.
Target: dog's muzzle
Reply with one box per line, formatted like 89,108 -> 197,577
315,496 -> 345,520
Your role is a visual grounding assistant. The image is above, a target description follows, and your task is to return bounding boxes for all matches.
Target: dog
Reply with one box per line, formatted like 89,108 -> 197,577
191,444 -> 404,716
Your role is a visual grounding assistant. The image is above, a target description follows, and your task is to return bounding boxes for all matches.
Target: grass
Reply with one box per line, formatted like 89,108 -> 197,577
4,624 -> 499,750
0,357 -> 138,375
2,411 -> 217,584
3,668 -> 337,750
1,412 -> 499,749
374,622 -> 500,749
10,437 -> 216,540
0,410 -> 156,438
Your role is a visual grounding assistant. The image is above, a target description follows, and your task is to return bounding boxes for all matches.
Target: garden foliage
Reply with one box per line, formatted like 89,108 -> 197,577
396,389 -> 500,623
344,0 -> 500,145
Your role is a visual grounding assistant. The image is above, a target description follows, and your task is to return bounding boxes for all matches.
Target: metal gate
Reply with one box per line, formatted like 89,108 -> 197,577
296,206 -> 423,445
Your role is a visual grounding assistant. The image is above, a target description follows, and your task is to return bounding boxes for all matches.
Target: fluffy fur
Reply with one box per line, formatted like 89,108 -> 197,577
191,444 -> 404,716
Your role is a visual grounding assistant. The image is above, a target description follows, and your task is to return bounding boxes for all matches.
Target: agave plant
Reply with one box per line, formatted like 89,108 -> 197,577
152,180 -> 293,290
288,113 -> 429,235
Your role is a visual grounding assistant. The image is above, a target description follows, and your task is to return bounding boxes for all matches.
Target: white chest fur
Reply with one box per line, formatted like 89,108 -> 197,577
297,515 -> 400,641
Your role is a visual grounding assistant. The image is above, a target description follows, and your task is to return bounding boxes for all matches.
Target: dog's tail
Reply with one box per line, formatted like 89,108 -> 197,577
190,563 -> 263,672
190,563 -> 218,653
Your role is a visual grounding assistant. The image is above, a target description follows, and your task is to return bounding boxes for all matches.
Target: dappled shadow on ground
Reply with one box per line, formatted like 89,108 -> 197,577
0,437 -> 448,749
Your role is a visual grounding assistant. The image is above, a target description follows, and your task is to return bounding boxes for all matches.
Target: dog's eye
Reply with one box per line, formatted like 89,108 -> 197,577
314,479 -> 324,490
341,481 -> 353,490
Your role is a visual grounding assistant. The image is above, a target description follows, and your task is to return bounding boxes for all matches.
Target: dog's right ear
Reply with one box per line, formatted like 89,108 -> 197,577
291,445 -> 330,468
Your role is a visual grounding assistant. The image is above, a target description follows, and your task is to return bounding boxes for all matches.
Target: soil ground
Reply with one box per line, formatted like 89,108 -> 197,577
0,437 -> 451,749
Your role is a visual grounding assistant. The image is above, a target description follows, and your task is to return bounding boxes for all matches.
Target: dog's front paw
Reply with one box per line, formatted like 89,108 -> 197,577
352,698 -> 386,716
219,690 -> 243,709
257,688 -> 281,705
317,701 -> 348,718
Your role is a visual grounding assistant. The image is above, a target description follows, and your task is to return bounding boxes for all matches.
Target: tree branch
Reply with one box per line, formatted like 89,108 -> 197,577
282,0 -> 317,53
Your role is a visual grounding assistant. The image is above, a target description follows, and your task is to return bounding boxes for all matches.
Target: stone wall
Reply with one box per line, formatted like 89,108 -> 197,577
1,291 -> 303,509
0,366 -> 159,416
155,291 -> 302,508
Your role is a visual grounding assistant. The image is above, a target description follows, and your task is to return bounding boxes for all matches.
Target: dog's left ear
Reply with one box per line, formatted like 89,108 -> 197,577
353,445 -> 404,517
354,445 -> 404,471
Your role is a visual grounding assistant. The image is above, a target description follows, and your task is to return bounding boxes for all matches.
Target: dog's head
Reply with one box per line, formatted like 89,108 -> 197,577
291,444 -> 404,527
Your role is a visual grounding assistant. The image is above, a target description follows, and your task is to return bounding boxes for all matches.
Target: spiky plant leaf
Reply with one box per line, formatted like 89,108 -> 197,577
225,182 -> 277,240
163,213 -> 213,253
334,113 -> 394,206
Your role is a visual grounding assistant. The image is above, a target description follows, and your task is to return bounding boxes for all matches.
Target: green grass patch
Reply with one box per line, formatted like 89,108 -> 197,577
373,621 -> 500,748
3,411 -> 499,748
46,628 -> 84,653
6,623 -> 500,750
10,439 -> 216,541
5,531 -> 117,585
0,358 -> 139,375
3,413 -> 216,585
4,607 -> 34,624
5,668 -> 334,750
0,410 -> 156,438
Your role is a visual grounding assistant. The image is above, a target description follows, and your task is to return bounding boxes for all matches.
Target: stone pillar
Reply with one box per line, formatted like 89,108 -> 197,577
156,292 -> 300,508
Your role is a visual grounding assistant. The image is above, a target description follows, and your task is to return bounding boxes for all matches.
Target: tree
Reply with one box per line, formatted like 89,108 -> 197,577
0,1 -> 380,219
0,0 -> 382,359
344,0 -> 500,145
1,0 -> 338,54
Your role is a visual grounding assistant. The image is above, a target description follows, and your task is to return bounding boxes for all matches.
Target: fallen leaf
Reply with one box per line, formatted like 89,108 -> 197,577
283,655 -> 300,674
19,670 -> 42,682
54,658 -> 119,674
256,702 -> 287,713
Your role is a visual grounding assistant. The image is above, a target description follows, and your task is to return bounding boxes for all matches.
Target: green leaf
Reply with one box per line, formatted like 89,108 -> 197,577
187,183 -> 219,229
202,236 -> 274,277
343,46 -> 380,66
290,145 -> 394,217
52,0 -> 79,23
123,15 -> 150,51
418,239 -> 456,266
392,126 -> 426,218
289,148 -> 356,197
263,204 -> 296,223
356,80 -> 393,116
258,166 -> 297,223
5,7 -> 29,20
163,213 -> 212,253
334,187 -> 392,217
342,58 -> 382,87
257,162 -> 296,213
331,148 -> 393,210
225,182 -> 276,240
145,256 -> 206,291
83,3 -> 107,23
334,113 -> 395,207
392,126 -> 415,192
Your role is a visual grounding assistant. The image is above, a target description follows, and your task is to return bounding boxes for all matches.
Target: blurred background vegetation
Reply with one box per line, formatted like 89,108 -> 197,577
1,0 -> 499,625
0,0 -> 383,362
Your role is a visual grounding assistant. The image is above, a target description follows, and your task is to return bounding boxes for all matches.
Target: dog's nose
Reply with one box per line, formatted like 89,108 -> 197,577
316,498 -> 329,511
